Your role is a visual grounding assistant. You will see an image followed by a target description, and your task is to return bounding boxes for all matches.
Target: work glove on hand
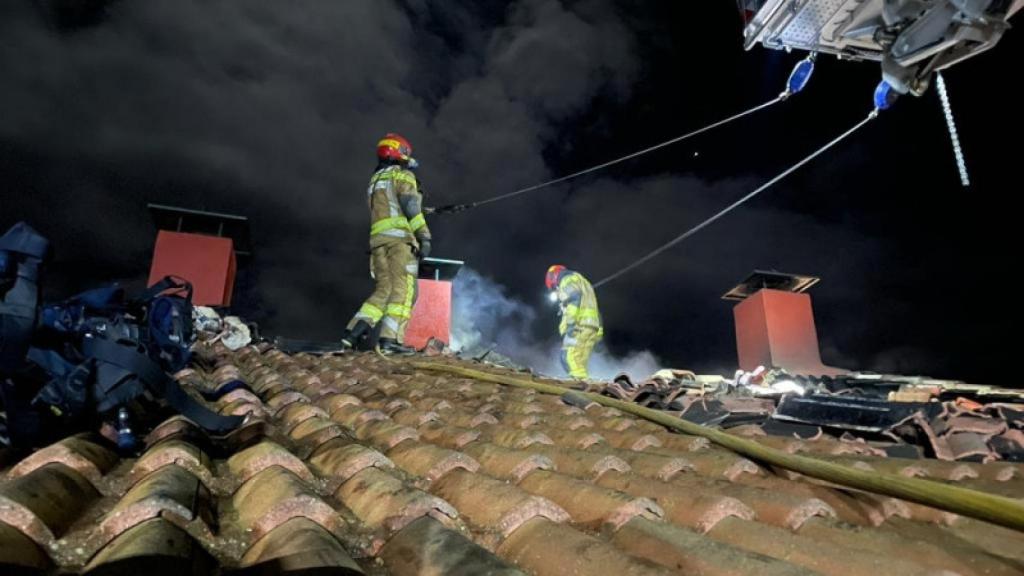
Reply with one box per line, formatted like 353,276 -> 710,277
416,239 -> 431,260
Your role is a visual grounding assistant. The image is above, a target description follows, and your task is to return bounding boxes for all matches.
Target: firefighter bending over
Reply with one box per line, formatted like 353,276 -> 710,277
546,265 -> 603,380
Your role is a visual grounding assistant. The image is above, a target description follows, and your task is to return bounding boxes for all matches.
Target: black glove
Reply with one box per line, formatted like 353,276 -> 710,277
417,239 -> 431,260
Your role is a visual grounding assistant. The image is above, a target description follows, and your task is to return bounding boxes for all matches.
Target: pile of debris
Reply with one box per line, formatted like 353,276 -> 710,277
600,366 -> 1024,463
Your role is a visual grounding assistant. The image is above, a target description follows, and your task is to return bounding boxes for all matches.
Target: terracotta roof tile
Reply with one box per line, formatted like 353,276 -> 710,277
97,465 -> 213,555
487,428 -> 555,450
238,517 -> 362,574
518,470 -> 663,531
390,408 -> 442,428
127,440 -> 213,490
526,445 -> 631,480
335,466 -> 458,535
708,517 -> 938,576
461,443 -> 555,483
386,441 -> 480,485
613,518 -> 812,576
675,450 -> 764,481
432,469 -> 570,548
1,463 -> 99,544
316,392 -> 364,416
446,410 -> 500,429
497,518 -> 674,576
418,422 -> 481,449
380,517 -> 525,576
228,441 -> 315,487
83,518 -> 213,576
353,419 -> 420,451
232,466 -> 342,545
591,447 -> 694,481
8,435 -> 118,488
0,521 -> 52,572
309,440 -> 394,483
600,429 -> 664,451
528,425 -> 607,450
4,345 -> 1019,575
596,471 -> 755,532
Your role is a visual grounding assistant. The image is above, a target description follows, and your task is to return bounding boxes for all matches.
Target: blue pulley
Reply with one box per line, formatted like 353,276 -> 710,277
786,55 -> 816,95
874,80 -> 898,110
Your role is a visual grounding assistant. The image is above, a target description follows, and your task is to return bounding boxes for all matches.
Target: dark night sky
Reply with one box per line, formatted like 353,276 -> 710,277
1,2 -> 1018,384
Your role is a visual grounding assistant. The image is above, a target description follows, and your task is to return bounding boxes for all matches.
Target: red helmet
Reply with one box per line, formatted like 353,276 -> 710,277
545,265 -> 567,290
377,133 -> 414,164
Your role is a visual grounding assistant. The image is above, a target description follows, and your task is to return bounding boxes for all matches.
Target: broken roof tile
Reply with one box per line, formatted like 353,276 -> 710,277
947,432 -> 997,462
944,414 -> 1009,437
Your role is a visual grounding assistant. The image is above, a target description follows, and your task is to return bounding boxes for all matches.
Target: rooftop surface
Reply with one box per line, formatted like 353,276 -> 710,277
2,343 -> 1023,575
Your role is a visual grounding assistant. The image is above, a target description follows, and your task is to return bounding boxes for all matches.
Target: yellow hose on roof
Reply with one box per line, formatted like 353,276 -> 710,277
408,360 -> 1024,533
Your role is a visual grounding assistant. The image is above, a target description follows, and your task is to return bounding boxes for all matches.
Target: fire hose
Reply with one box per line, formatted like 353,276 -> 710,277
407,359 -> 1024,533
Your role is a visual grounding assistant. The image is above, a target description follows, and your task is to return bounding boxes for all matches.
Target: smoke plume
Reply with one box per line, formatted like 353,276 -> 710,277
450,267 -> 663,381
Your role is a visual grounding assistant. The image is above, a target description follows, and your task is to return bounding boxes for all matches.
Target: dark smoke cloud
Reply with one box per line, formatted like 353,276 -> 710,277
1,0 -> 636,330
2,2 -> 1020,383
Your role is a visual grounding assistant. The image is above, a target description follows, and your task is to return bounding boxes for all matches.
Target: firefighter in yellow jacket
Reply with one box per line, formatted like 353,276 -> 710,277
342,133 -> 431,354
546,265 -> 603,380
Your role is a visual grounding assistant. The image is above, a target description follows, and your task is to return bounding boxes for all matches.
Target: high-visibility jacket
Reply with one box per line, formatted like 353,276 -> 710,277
556,271 -> 602,336
367,165 -> 431,249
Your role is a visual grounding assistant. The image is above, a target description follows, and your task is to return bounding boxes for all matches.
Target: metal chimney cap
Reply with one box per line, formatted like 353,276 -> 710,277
148,204 -> 252,255
722,269 -> 820,301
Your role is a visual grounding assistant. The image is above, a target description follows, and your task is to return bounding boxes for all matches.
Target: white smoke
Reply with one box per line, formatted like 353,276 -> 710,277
450,267 -> 664,381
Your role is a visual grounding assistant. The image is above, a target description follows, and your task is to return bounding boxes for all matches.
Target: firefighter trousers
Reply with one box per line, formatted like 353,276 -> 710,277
560,325 -> 603,380
347,242 -> 418,342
